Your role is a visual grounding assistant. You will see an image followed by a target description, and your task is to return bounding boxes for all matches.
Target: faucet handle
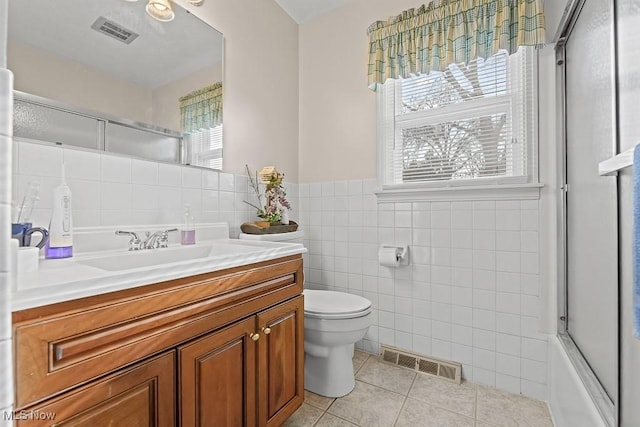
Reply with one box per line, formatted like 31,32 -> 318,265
115,230 -> 141,251
158,228 -> 178,248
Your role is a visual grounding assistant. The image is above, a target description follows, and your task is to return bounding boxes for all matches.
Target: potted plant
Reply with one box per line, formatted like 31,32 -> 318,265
244,165 -> 291,227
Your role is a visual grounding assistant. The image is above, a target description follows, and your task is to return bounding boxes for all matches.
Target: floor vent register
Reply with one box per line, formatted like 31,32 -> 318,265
380,345 -> 462,384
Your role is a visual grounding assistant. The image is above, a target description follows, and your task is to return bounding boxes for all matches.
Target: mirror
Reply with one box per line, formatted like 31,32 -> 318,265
8,0 -> 224,169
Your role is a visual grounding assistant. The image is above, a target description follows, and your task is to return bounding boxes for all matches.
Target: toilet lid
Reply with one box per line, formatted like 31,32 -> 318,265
303,290 -> 372,319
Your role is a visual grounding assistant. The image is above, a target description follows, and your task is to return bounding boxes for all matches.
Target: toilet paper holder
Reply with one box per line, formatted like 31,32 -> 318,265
379,244 -> 410,266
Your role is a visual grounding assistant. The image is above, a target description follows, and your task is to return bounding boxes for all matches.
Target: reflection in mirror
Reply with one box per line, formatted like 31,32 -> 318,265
8,0 -> 224,169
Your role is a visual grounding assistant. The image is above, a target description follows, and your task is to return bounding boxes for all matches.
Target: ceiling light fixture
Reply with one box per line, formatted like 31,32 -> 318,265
187,0 -> 204,5
146,0 -> 175,22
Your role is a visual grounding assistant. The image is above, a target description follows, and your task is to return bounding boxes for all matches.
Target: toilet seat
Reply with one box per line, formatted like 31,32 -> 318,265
303,289 -> 372,320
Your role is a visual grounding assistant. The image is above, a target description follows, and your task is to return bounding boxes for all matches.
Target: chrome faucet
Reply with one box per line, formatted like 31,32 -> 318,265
115,230 -> 142,251
116,228 -> 177,251
142,228 -> 178,249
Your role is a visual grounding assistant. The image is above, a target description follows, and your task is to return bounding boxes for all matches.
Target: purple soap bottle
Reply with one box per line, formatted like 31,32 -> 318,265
181,205 -> 195,245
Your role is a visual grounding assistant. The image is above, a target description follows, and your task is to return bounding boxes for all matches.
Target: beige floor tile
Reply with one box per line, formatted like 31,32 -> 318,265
353,350 -> 370,373
355,357 -> 417,395
315,413 -> 358,427
327,380 -> 405,427
305,389 -> 336,411
396,398 -> 475,427
283,403 -> 324,427
476,385 -> 553,427
408,375 -> 477,418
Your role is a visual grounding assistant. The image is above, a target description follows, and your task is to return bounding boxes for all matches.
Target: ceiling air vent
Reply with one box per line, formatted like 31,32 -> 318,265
91,17 -> 139,45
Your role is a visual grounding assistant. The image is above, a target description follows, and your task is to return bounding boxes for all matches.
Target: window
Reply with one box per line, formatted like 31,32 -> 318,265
377,47 -> 538,197
185,125 -> 223,170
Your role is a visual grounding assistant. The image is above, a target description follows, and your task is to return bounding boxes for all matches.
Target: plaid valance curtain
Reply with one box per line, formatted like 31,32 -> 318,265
179,82 -> 223,133
367,0 -> 546,90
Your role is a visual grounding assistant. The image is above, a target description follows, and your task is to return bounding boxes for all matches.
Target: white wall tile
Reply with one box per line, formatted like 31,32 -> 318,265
18,142 -> 62,177
451,210 -> 472,229
496,210 -> 521,230
521,358 -> 547,384
496,333 -> 521,356
521,210 -> 539,231
474,368 -> 496,387
101,155 -> 131,183
496,292 -> 521,315
473,347 -> 496,370
64,149 -> 100,181
158,163 -> 181,187
452,325 -> 473,346
132,185 -> 159,211
496,353 -> 520,377
68,179 -> 101,210
181,167 -> 202,189
101,182 -> 132,211
431,339 -> 452,360
473,210 -> 496,230
522,337 -> 548,362
496,373 -> 521,395
201,170 -> 219,190
219,172 -> 234,191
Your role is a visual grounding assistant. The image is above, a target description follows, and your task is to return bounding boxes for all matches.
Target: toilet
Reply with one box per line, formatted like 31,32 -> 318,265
238,230 -> 373,398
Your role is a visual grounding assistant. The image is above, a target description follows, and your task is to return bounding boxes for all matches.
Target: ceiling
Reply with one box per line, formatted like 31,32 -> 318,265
275,0 -> 355,23
8,0 -> 223,89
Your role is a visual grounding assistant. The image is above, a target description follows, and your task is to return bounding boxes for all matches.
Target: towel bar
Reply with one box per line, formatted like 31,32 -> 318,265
599,147 -> 635,176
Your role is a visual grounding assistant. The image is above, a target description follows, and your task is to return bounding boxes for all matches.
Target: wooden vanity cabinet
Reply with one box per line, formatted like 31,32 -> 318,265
12,255 -> 304,427
179,296 -> 304,427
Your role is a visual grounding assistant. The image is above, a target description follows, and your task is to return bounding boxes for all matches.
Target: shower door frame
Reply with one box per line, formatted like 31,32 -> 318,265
555,0 -> 619,426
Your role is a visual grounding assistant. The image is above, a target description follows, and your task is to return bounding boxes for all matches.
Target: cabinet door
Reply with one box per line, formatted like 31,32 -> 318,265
16,352 -> 175,426
178,317 -> 257,427
257,296 -> 304,427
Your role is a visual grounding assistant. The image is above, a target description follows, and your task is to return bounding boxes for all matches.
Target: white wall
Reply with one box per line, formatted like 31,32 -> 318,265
299,0 -> 420,183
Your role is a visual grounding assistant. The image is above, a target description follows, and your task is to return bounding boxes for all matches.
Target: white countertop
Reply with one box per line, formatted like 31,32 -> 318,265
12,238 -> 306,312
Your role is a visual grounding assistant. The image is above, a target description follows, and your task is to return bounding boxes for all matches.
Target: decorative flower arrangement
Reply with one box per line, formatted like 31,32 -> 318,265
244,165 -> 291,224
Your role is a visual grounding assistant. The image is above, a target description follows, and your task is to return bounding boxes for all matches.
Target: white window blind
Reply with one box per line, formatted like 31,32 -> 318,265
185,124 -> 223,170
378,47 -> 537,190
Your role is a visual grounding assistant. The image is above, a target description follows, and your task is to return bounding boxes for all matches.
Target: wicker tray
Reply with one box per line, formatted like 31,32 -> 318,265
240,220 -> 299,235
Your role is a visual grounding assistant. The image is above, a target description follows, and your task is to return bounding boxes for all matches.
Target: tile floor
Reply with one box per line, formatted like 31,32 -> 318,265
285,351 -> 554,427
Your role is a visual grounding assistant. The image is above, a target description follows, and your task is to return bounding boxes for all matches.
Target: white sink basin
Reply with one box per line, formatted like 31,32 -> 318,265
75,242 -> 264,271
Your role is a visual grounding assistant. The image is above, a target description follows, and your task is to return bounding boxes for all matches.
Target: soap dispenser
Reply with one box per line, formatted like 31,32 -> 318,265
181,205 -> 195,245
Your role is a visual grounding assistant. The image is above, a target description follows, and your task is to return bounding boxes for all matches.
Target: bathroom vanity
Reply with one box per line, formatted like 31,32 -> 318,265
11,232 -> 305,426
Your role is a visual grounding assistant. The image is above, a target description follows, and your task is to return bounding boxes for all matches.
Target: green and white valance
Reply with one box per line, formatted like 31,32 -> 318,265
367,0 -> 546,90
179,82 -> 223,133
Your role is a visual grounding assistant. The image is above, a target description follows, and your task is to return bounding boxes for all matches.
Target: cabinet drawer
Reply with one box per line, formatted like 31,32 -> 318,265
14,255 -> 303,409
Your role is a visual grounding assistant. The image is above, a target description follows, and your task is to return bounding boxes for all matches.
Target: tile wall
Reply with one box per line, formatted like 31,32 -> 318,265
298,180 -> 548,400
11,140 -> 299,236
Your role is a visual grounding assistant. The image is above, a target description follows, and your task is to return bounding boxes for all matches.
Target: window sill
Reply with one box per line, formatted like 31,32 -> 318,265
374,183 -> 544,202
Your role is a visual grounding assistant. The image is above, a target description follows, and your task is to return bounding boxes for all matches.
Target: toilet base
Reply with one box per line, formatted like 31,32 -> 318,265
304,343 -> 355,398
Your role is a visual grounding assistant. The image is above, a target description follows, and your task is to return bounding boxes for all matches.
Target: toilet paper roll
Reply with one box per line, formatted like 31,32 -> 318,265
379,246 -> 400,268
17,247 -> 39,273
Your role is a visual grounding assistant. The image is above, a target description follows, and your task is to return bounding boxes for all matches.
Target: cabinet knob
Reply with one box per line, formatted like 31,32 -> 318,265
250,333 -> 260,342
261,327 -> 271,335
